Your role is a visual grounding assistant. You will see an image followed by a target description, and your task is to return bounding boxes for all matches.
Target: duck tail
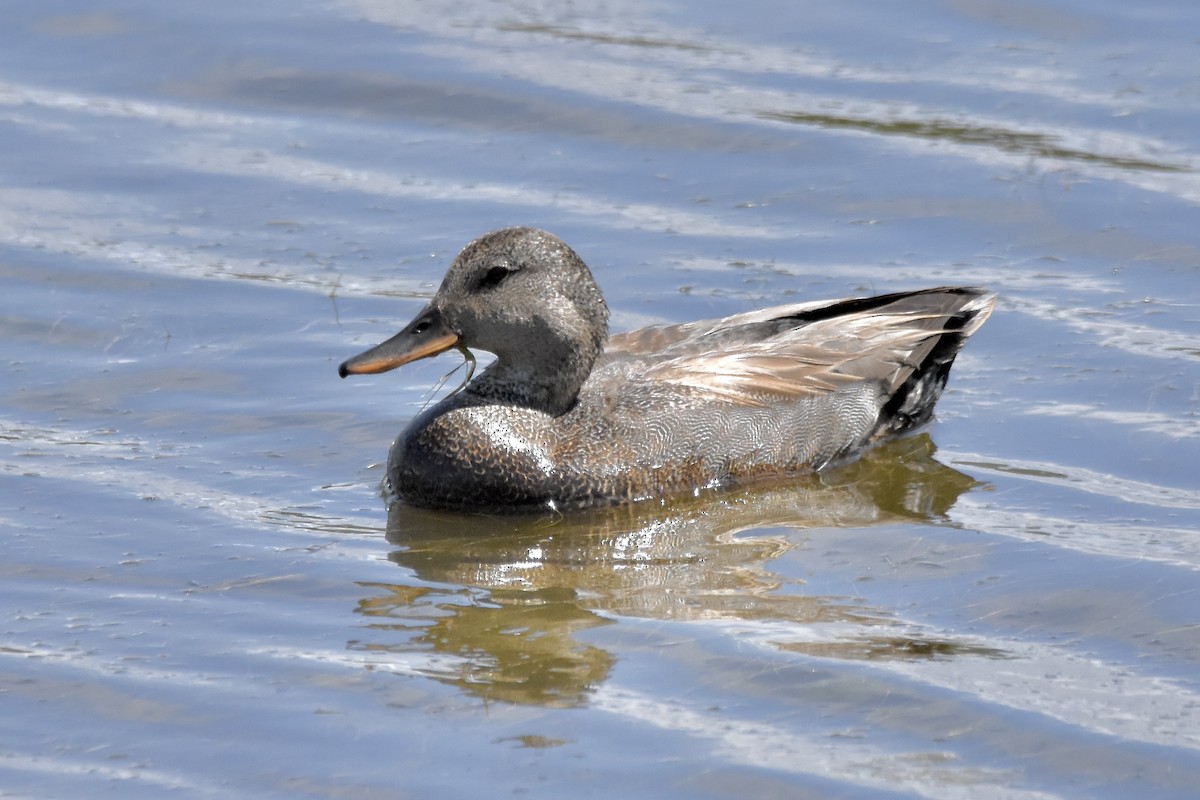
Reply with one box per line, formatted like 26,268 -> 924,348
875,287 -> 996,438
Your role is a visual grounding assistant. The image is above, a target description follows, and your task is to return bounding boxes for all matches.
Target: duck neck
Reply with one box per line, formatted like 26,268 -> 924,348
469,334 -> 600,417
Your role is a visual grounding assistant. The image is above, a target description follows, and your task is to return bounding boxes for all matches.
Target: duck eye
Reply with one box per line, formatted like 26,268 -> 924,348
478,264 -> 512,290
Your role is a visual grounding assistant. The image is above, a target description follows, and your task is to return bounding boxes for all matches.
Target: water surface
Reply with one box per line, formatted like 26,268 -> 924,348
2,1 -> 1199,798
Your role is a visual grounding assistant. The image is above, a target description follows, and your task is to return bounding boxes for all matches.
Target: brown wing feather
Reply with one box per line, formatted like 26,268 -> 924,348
605,298 -> 849,358
641,295 -> 993,407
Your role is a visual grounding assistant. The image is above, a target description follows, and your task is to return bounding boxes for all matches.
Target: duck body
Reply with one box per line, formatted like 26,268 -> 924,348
340,228 -> 995,513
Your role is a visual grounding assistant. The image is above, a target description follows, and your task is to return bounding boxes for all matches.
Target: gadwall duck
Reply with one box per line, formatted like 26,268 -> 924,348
340,227 -> 995,512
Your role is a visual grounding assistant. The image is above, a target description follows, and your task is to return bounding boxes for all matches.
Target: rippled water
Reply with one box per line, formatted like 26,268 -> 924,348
3,1 -> 1199,798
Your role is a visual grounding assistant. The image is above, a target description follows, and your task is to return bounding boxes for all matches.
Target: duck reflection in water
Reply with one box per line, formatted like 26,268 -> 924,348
353,435 -> 1005,707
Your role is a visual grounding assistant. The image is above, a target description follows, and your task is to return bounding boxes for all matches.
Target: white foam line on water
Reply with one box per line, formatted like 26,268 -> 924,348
1009,296 -> 1200,362
951,498 -> 1200,572
0,79 -> 293,132
945,450 -> 1200,510
344,0 -> 1163,115
671,255 -> 1127,295
0,751 -> 224,797
233,634 -> 1200,789
377,16 -> 1200,201
589,684 -> 1064,800
471,38 -> 1182,165
241,609 -> 1200,779
698,616 -> 1200,753
885,641 -> 1200,750
244,644 -> 466,680
0,186 -> 417,298
9,568 -> 1190,790
0,78 -> 788,242
64,632 -> 1104,799
1025,403 -> 1200,440
0,418 -> 382,540
159,141 -> 787,240
0,637 -> 456,697
5,76 -> 1196,308
943,448 -> 1200,568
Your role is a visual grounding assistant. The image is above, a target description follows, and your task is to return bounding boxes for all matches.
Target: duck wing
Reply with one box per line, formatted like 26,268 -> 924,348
604,297 -> 851,358
635,287 -> 995,415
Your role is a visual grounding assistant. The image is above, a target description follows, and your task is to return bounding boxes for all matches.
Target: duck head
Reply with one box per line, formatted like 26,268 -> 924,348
339,227 -> 610,416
